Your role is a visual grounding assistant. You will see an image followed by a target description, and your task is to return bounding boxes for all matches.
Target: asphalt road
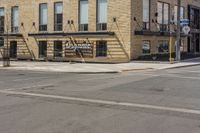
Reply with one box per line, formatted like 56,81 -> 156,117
0,66 -> 200,133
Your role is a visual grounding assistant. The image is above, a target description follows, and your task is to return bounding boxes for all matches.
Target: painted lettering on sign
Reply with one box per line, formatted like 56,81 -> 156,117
65,40 -> 93,49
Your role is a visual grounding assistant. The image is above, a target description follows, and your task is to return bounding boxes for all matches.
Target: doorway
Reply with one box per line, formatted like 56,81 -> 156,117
10,41 -> 17,58
39,41 -> 47,58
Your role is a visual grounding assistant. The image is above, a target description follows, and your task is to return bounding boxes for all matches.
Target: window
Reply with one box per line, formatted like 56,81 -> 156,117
39,3 -> 48,31
190,8 -> 200,29
0,7 -> 4,33
0,37 -> 4,47
142,41 -> 151,54
79,0 -> 88,31
158,40 -> 169,53
54,2 -> 63,31
174,6 -> 184,24
39,41 -> 47,58
143,0 -> 150,30
97,0 -> 107,31
157,2 -> 169,31
54,41 -> 63,57
96,41 -> 107,57
11,6 -> 19,33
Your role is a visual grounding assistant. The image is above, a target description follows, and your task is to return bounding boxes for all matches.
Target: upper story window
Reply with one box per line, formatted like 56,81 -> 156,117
39,3 -> 48,31
11,6 -> 19,33
79,0 -> 88,31
190,8 -> 200,29
174,6 -> 184,24
97,0 -> 107,31
143,0 -> 150,30
54,2 -> 63,31
0,7 -> 4,33
157,2 -> 170,32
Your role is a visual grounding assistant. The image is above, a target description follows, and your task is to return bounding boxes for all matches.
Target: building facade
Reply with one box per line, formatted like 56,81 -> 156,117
0,0 -> 200,63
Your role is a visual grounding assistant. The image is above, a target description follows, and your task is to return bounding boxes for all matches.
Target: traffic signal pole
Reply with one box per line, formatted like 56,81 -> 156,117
176,0 -> 181,61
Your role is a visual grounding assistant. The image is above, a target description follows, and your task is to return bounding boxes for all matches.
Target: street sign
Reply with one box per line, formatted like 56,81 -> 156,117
182,26 -> 191,35
180,19 -> 189,26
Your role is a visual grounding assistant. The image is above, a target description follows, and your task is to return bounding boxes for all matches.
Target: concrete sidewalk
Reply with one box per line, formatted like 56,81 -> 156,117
0,59 -> 200,73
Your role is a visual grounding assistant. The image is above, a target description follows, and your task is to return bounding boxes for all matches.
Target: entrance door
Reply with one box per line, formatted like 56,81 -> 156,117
39,41 -> 47,58
195,34 -> 200,52
54,41 -> 63,57
10,41 -> 17,58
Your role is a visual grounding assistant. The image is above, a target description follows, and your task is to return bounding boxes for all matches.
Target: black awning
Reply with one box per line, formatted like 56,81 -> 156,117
28,31 -> 115,37
134,30 -> 188,37
0,33 -> 23,37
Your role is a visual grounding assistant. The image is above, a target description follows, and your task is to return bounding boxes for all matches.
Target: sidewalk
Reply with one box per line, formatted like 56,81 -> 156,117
0,58 -> 200,73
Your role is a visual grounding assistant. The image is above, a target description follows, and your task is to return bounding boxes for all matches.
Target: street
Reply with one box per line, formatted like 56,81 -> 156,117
0,66 -> 200,133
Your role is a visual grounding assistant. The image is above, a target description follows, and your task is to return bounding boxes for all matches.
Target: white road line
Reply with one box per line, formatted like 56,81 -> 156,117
3,84 -> 54,91
1,90 -> 200,115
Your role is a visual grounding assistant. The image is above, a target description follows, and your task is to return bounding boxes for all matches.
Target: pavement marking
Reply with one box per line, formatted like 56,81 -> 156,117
12,77 -> 49,82
1,90 -> 200,115
3,84 -> 54,91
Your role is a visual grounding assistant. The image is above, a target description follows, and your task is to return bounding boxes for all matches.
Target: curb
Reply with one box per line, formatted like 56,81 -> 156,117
121,68 -> 153,72
161,63 -> 200,70
0,67 -> 121,74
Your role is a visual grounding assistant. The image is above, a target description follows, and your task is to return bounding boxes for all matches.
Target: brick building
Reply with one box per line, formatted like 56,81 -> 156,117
0,0 -> 200,63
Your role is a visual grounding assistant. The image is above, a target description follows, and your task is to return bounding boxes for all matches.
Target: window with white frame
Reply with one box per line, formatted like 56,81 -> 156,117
54,2 -> 63,31
143,0 -> 150,30
79,0 -> 88,31
39,3 -> 48,31
97,0 -> 107,31
11,6 -> 19,33
174,6 -> 184,24
157,2 -> 170,31
0,7 -> 4,33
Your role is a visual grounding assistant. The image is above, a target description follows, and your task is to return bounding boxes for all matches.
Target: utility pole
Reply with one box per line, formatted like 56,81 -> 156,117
3,9 -> 10,67
176,0 -> 181,61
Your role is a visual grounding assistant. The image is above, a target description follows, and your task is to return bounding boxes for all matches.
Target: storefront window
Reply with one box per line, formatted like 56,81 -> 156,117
158,40 -> 169,53
11,6 -> 19,33
96,41 -> 107,57
39,3 -> 48,31
97,0 -> 107,31
54,2 -> 63,31
79,0 -> 88,31
0,37 -> 4,47
142,41 -> 151,54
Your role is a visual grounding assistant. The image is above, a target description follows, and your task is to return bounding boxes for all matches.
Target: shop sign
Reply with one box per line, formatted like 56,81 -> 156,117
65,41 -> 92,49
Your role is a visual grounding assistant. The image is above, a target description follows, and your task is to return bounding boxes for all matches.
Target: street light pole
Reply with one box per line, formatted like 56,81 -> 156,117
3,9 -> 10,67
176,0 -> 181,61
